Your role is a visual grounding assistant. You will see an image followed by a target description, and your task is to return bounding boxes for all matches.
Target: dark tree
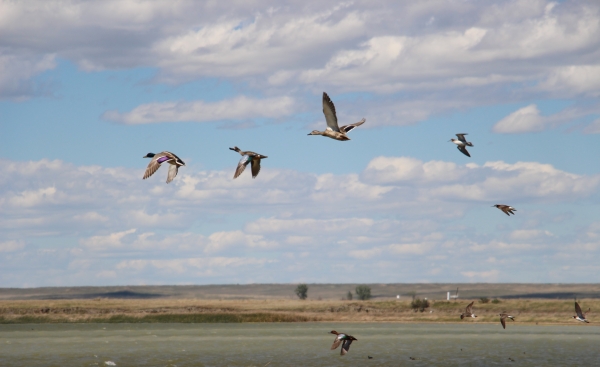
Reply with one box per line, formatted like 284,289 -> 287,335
295,284 -> 308,300
346,291 -> 353,300
355,285 -> 372,300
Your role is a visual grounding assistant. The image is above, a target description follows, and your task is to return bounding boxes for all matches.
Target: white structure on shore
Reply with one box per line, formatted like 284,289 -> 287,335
447,288 -> 459,300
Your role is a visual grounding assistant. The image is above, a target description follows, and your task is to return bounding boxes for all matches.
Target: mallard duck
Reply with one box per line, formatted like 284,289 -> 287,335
499,313 -> 515,329
308,92 -> 365,141
449,133 -> 473,157
573,302 -> 590,323
460,301 -> 477,319
142,152 -> 185,183
493,204 -> 517,216
330,330 -> 357,356
229,146 -> 267,179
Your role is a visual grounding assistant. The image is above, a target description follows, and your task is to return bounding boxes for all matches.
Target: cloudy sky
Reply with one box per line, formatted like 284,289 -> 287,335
1,0 -> 600,287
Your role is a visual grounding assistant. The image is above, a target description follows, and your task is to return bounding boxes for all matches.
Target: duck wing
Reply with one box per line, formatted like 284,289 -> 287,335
457,145 -> 471,157
331,338 -> 342,350
166,164 -> 179,183
465,301 -> 474,314
143,153 -> 171,180
500,316 -> 506,329
341,339 -> 353,355
340,118 -> 366,134
251,158 -> 262,178
575,302 -> 584,318
322,92 -> 340,132
234,155 -> 251,179
456,133 -> 468,143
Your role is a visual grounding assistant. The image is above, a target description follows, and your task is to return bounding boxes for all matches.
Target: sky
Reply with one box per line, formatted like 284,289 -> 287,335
1,0 -> 600,287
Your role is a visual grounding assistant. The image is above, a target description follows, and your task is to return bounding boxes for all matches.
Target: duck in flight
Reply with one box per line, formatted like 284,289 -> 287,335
142,151 -> 185,183
330,330 -> 357,356
308,92 -> 365,141
449,133 -> 473,157
499,313 -> 515,329
493,204 -> 517,216
573,301 -> 590,323
229,146 -> 268,179
460,301 -> 477,319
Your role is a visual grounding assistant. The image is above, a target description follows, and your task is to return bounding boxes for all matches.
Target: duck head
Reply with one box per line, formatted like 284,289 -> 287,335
308,130 -> 322,136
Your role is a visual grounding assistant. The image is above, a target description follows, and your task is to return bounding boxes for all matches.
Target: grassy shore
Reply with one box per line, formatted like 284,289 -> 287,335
1,298 -> 597,325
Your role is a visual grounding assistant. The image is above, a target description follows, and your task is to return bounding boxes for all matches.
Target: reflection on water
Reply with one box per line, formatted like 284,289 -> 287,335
1,323 -> 599,366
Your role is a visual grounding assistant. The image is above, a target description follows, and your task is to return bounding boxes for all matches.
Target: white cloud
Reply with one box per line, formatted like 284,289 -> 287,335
1,0 -> 599,121
492,104 -> 545,134
1,147 -> 600,285
0,240 -> 25,253
541,65 -> 600,96
103,96 -> 295,124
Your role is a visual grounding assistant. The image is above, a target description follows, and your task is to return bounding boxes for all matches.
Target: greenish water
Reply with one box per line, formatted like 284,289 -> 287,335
0,323 -> 598,366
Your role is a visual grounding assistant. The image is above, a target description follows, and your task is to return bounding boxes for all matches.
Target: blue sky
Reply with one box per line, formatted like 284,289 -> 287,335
1,0 -> 599,287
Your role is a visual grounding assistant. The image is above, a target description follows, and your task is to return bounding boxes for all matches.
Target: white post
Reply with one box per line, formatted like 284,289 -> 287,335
447,291 -> 450,301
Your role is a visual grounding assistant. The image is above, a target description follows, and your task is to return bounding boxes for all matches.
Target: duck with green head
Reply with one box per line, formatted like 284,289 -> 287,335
142,151 -> 185,183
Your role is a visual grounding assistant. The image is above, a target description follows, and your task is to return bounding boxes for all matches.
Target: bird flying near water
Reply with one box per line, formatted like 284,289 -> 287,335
330,330 -> 357,356
573,302 -> 590,323
460,301 -> 477,319
499,313 -> 515,329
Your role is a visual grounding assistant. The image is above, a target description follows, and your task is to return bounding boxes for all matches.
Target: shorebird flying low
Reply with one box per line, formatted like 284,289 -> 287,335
308,92 -> 365,141
460,301 -> 477,319
229,146 -> 268,179
449,133 -> 473,157
499,313 -> 515,329
142,151 -> 185,183
493,204 -> 517,216
573,301 -> 590,323
330,330 -> 357,356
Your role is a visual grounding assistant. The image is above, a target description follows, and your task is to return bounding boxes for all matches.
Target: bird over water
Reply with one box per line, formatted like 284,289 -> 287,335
330,330 -> 357,356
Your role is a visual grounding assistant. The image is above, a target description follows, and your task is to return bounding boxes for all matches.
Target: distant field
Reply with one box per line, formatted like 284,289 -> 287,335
0,298 -> 597,325
1,284 -> 598,324
1,283 -> 600,301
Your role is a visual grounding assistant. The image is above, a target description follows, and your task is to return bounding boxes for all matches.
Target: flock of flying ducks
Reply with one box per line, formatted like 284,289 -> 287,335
331,300 -> 590,357
139,91 -> 577,357
141,92 -> 516,216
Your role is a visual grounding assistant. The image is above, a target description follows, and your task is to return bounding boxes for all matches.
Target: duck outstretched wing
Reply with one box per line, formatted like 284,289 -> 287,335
322,92 -> 340,132
340,118 -> 366,134
234,155 -> 251,179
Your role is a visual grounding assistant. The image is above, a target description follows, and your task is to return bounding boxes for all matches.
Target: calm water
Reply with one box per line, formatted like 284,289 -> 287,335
1,323 -> 599,366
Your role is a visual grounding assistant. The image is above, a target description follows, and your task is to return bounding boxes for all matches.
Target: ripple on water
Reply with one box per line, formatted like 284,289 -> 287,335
0,323 -> 599,366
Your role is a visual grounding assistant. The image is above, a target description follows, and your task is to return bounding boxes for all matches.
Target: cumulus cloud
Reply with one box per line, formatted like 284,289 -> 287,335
1,151 -> 600,285
103,96 -> 295,124
1,0 -> 599,128
492,104 -> 545,134
493,103 -> 600,134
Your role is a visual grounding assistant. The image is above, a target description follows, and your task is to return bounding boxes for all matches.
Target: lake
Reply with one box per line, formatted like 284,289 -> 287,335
1,322 -> 598,366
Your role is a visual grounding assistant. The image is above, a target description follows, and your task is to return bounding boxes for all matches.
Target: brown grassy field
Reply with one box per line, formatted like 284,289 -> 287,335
2,283 -> 600,301
1,298 -> 597,325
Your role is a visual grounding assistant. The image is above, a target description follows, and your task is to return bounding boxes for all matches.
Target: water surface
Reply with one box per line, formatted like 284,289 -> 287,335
1,323 -> 598,366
